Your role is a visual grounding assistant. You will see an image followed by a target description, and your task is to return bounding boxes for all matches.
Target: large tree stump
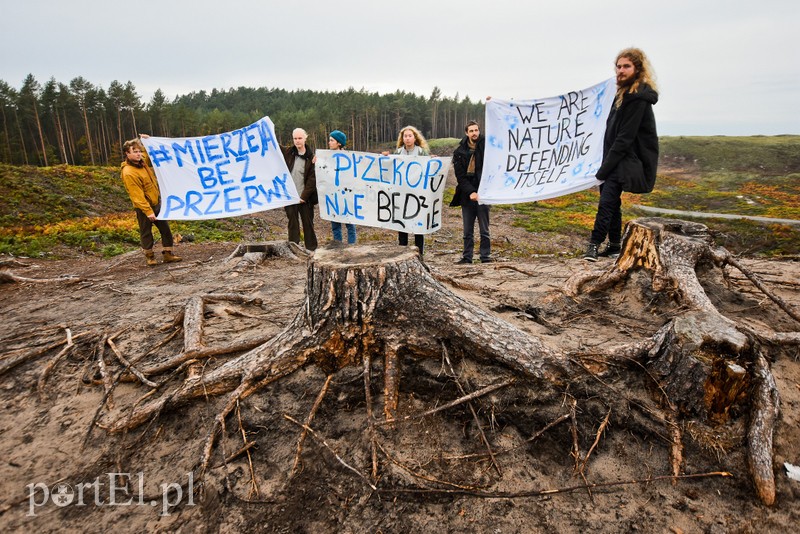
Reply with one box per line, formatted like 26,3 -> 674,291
111,245 -> 579,432
102,220 -> 797,505
566,218 -> 792,505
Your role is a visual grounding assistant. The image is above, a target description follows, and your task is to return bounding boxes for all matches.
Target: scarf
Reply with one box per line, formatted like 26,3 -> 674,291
466,138 -> 477,175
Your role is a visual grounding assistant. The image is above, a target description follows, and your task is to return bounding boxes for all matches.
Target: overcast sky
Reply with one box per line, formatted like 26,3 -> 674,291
2,0 -> 797,136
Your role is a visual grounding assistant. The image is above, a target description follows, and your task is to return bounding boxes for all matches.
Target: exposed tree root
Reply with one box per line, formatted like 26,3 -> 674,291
224,241 -> 310,265
564,218 -> 794,505
747,349 -> 779,506
1,329 -> 92,377
68,218 -> 796,506
0,271 -> 80,284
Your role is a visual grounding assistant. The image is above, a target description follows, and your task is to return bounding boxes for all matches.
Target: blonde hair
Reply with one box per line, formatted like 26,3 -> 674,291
614,47 -> 658,108
395,125 -> 429,150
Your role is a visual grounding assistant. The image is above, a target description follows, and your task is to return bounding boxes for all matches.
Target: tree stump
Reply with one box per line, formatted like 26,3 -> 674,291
103,221 -> 797,506
112,244 -> 574,432
566,217 -> 791,505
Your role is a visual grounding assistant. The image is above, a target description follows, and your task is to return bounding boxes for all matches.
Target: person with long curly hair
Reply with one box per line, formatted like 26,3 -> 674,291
584,48 -> 659,262
392,125 -> 429,255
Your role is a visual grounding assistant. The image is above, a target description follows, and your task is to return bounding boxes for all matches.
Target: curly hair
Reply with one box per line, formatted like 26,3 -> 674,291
122,138 -> 143,156
395,125 -> 429,150
614,47 -> 658,108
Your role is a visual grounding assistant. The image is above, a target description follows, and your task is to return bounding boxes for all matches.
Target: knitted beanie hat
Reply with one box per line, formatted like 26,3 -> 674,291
329,130 -> 347,148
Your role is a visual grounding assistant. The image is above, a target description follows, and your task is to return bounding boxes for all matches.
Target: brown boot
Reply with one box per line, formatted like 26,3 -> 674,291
144,249 -> 158,267
162,248 -> 182,263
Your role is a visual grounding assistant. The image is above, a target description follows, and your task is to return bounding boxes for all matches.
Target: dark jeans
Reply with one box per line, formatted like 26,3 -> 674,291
590,178 -> 623,245
285,203 -> 318,250
461,201 -> 491,261
331,222 -> 357,244
398,232 -> 424,255
135,204 -> 173,250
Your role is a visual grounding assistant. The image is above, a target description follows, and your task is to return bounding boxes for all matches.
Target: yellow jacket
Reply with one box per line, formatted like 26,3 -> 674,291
120,156 -> 160,217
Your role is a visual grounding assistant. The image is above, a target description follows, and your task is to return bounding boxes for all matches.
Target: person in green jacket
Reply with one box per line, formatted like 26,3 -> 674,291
120,138 -> 182,266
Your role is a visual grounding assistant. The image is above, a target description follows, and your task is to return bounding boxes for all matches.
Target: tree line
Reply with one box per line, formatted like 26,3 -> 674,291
0,75 -> 485,167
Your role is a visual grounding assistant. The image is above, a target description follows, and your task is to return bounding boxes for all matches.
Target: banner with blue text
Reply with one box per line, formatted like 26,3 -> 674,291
479,79 -> 615,205
141,116 -> 299,220
315,150 -> 451,234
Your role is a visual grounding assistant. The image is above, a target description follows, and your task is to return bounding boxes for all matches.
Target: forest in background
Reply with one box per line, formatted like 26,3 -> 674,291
0,75 -> 484,166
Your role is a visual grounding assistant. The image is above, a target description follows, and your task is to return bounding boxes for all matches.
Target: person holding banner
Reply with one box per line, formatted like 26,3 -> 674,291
451,121 -> 491,264
392,126 -> 429,255
281,128 -> 318,251
327,130 -> 357,244
585,48 -> 659,262
120,138 -> 182,267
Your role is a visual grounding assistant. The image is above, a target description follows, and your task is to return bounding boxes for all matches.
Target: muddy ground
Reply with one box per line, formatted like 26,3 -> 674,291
1,194 -> 799,533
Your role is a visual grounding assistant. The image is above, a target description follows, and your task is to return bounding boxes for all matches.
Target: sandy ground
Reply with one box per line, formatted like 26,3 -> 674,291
1,200 -> 799,533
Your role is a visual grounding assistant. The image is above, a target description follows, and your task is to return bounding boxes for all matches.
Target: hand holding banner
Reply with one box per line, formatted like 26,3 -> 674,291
479,79 -> 615,205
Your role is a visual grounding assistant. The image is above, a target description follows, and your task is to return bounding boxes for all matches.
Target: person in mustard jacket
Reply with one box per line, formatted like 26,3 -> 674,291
120,138 -> 182,266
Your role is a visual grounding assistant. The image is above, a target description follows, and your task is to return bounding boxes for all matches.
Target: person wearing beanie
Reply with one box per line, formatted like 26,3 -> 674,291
327,131 -> 357,244
329,130 -> 347,149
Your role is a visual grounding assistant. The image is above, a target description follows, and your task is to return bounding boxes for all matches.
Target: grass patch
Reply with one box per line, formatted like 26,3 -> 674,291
428,138 -> 460,156
0,164 -> 128,227
0,212 -> 251,258
660,136 -> 800,174
500,190 -> 600,234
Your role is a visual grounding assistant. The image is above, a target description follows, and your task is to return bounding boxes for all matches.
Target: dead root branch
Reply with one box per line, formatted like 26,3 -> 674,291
284,414 -> 376,490
0,271 -> 80,284
291,374 -> 333,476
37,327 -> 75,396
379,471 -> 732,499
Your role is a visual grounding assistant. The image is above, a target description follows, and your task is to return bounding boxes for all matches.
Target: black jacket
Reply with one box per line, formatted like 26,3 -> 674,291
282,145 -> 317,205
595,84 -> 659,194
450,134 -> 485,207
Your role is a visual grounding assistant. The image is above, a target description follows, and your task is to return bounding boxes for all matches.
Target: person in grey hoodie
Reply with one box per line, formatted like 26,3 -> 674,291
585,47 -> 659,262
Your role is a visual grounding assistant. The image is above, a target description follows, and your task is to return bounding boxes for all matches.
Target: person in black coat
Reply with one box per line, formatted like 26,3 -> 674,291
451,121 -> 491,263
281,128 -> 318,251
585,48 -> 659,262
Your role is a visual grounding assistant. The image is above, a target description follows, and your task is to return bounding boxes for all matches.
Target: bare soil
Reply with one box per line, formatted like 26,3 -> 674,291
1,197 -> 799,533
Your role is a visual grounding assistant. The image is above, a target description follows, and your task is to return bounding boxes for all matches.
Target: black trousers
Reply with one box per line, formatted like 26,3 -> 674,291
398,232 -> 424,255
461,201 -> 491,262
285,203 -> 318,250
590,178 -> 623,245
135,203 -> 173,250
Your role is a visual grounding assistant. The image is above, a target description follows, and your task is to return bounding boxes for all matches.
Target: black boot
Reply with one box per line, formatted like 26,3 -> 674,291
598,242 -> 621,258
583,243 -> 599,262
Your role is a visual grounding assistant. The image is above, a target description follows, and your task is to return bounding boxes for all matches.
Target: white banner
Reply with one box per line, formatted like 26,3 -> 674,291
479,79 -> 615,204
141,116 -> 300,220
315,150 -> 451,234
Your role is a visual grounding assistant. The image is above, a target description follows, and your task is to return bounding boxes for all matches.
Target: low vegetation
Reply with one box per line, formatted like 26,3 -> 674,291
501,136 -> 800,256
0,136 -> 798,258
